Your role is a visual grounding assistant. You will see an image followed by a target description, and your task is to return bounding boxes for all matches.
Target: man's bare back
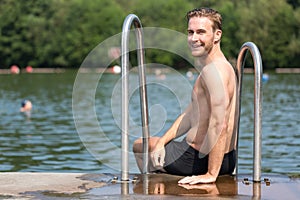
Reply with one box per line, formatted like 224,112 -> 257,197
185,59 -> 237,155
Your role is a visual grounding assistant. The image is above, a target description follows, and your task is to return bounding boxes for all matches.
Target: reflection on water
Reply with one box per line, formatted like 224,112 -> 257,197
132,174 -> 237,196
0,71 -> 299,175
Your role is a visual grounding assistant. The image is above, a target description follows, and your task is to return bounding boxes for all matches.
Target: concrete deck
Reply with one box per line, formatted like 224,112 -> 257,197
0,172 -> 299,199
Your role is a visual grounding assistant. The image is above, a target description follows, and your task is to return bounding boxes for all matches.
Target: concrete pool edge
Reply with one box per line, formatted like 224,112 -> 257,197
0,172 -> 299,199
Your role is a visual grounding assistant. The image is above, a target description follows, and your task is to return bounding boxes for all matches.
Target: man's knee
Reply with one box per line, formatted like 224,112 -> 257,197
133,138 -> 142,154
133,137 -> 161,154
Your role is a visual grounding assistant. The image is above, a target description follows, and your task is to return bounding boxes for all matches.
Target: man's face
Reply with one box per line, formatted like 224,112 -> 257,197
187,17 -> 217,58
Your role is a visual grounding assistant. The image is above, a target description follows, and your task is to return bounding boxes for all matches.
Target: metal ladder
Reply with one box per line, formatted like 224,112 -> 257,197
121,14 -> 150,182
120,14 -> 263,183
236,42 -> 263,182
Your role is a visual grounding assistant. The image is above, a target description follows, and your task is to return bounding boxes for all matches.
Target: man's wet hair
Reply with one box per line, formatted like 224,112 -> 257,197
186,7 -> 222,31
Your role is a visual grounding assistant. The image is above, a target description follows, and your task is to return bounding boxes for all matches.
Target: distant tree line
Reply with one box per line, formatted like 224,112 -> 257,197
0,0 -> 299,70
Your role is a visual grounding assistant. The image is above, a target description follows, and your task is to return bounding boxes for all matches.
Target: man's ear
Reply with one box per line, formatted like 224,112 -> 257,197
214,29 -> 222,43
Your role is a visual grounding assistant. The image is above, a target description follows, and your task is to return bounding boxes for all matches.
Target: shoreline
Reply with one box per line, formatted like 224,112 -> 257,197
1,67 -> 300,74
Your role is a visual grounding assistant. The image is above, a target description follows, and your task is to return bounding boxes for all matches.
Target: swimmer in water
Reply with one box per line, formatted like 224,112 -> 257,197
133,8 -> 237,184
20,100 -> 32,118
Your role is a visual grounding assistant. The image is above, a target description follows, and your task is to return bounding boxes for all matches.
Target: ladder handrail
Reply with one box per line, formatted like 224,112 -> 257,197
236,42 -> 263,182
121,14 -> 150,181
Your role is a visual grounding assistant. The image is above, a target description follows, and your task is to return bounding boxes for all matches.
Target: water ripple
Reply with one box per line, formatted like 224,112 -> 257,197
0,72 -> 299,175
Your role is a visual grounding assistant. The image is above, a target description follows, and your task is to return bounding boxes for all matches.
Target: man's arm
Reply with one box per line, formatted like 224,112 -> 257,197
151,104 -> 192,168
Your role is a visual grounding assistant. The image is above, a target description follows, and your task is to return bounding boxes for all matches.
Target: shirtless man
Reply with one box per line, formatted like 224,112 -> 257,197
133,7 -> 237,184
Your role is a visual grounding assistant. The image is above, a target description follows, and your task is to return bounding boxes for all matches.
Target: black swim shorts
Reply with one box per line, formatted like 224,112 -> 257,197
163,139 -> 236,176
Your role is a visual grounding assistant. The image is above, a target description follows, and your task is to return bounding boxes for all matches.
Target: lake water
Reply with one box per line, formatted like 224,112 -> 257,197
0,70 -> 299,176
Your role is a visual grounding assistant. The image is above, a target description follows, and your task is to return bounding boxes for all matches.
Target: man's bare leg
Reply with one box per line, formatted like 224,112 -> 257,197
133,137 -> 161,172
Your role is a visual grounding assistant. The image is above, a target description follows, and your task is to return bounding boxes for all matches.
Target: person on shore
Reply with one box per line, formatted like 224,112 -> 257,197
133,7 -> 237,184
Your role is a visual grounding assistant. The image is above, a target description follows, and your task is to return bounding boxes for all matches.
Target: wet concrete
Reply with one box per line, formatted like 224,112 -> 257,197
0,172 -> 299,199
0,172 -> 105,199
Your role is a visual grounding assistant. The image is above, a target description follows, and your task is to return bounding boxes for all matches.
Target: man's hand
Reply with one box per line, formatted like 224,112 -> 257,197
178,173 -> 217,184
150,141 -> 165,169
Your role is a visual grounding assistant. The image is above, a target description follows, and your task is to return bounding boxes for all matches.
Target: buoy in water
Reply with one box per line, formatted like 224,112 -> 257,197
186,71 -> 194,80
10,65 -> 20,74
262,73 -> 269,82
26,66 -> 33,73
111,65 -> 121,74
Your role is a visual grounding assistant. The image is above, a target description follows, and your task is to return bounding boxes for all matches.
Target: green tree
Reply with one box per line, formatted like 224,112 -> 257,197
45,0 -> 125,68
0,0 -> 299,69
127,0 -> 194,67
0,0 -> 125,68
287,0 -> 300,8
236,0 -> 299,68
217,1 -> 240,61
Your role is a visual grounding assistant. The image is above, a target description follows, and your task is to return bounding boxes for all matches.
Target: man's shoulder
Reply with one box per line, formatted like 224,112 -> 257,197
201,59 -> 229,74
200,59 -> 236,86
205,58 -> 234,74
